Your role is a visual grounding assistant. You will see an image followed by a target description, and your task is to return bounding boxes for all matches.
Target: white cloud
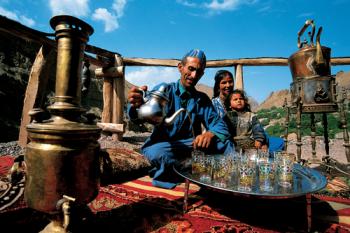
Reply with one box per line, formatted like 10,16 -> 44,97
112,0 -> 126,18
49,0 -> 90,17
204,0 -> 241,11
20,15 -> 35,27
92,0 -> 127,32
177,0 -> 258,13
0,6 -> 35,27
92,8 -> 119,32
176,0 -> 198,7
125,67 -> 179,89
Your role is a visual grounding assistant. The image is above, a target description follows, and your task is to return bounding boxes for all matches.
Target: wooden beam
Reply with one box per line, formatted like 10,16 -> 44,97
94,66 -> 124,78
122,57 -> 350,67
122,57 -> 289,67
331,57 -> 350,65
208,58 -> 288,67
122,57 -> 180,67
97,123 -> 124,133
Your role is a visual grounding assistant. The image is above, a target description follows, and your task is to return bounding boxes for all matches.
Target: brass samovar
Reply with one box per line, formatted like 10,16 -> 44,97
25,15 -> 101,232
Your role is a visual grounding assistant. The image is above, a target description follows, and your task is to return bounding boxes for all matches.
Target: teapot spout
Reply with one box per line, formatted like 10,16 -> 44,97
164,108 -> 186,125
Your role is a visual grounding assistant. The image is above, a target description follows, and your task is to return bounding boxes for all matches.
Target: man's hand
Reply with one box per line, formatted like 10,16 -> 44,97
261,144 -> 268,152
128,85 -> 147,108
193,131 -> 215,149
254,140 -> 268,152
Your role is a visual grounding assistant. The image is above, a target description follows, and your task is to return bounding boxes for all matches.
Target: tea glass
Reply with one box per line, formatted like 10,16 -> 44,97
258,161 -> 275,192
244,148 -> 259,164
212,155 -> 234,188
237,155 -> 256,192
257,149 -> 270,163
229,151 -> 240,185
191,150 -> 213,183
275,152 -> 295,188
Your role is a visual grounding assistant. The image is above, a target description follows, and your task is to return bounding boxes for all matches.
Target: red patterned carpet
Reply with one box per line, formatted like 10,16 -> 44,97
1,154 -> 350,232
88,175 -> 350,233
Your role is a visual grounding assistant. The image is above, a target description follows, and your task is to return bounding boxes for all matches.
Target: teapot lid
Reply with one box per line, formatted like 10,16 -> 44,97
150,84 -> 169,101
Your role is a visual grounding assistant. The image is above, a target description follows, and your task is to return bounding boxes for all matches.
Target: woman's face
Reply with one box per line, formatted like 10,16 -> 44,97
230,93 -> 245,111
219,75 -> 234,97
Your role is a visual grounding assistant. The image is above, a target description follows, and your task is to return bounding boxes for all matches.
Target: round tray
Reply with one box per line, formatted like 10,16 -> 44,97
174,162 -> 327,199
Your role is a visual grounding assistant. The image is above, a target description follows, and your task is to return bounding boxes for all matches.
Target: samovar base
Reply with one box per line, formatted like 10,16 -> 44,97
37,195 -> 92,233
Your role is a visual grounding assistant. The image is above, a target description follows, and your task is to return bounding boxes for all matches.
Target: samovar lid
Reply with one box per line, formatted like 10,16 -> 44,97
50,15 -> 94,36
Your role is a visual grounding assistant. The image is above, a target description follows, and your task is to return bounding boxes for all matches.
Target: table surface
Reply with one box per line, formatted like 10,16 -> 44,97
174,160 -> 327,199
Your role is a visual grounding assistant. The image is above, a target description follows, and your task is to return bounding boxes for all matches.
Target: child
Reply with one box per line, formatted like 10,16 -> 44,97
224,89 -> 268,152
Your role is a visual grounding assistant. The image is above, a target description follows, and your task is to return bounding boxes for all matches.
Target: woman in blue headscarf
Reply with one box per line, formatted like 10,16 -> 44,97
211,70 -> 234,118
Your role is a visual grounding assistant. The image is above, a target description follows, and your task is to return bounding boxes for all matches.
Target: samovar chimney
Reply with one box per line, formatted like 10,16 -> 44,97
24,14 -> 101,221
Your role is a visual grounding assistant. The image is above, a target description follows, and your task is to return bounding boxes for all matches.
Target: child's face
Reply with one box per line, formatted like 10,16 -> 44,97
230,93 -> 245,111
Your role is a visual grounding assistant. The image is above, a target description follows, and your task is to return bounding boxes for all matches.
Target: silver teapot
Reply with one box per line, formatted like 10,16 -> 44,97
137,84 -> 185,125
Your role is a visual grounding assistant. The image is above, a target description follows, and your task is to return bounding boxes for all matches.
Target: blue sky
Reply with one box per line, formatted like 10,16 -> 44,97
1,0 -> 349,103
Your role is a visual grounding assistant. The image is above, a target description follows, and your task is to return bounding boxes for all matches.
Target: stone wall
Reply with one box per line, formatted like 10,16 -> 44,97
0,31 -> 104,142
0,31 -> 40,142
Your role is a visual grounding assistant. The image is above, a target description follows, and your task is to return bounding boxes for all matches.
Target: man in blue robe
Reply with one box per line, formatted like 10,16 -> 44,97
127,49 -> 234,189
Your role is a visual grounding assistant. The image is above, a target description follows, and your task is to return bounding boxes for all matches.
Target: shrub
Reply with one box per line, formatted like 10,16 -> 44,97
258,106 -> 350,139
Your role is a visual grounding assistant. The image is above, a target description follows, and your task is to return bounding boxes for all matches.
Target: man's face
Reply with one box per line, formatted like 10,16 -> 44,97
178,57 -> 205,90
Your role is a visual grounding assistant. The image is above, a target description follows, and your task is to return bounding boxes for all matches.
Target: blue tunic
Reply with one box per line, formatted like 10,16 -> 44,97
128,81 -> 234,189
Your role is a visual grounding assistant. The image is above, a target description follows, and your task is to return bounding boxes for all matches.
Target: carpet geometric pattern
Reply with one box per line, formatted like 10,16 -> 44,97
0,155 -> 26,213
89,175 -> 350,233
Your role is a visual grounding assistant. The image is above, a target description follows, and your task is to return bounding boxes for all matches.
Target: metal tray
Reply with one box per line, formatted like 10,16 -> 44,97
174,162 -> 327,199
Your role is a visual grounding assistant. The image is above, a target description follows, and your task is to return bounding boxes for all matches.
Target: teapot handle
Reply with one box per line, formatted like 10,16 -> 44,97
297,19 -> 315,48
137,87 -> 148,102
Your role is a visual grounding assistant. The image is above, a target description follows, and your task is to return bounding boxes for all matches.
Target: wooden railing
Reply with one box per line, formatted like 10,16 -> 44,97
1,15 -> 349,145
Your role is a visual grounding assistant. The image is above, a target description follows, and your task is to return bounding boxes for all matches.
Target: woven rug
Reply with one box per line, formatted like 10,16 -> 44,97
88,175 -> 350,233
0,155 -> 26,213
1,153 -> 350,232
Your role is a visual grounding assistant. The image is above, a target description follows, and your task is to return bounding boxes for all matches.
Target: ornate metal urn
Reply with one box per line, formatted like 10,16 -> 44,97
24,15 -> 101,230
288,19 -> 337,113
287,20 -> 349,164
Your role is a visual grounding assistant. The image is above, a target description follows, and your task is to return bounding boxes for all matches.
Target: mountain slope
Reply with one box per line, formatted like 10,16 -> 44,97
257,71 -> 350,110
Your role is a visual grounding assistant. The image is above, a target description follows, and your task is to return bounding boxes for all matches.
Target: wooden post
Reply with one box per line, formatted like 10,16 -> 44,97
18,45 -> 54,147
339,89 -> 350,162
235,64 -> 244,90
96,55 -> 125,139
101,77 -> 113,123
283,98 -> 289,151
112,55 -> 125,140
310,113 -> 317,160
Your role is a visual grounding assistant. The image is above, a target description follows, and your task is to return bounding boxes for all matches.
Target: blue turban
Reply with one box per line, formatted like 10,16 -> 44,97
182,49 -> 206,68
